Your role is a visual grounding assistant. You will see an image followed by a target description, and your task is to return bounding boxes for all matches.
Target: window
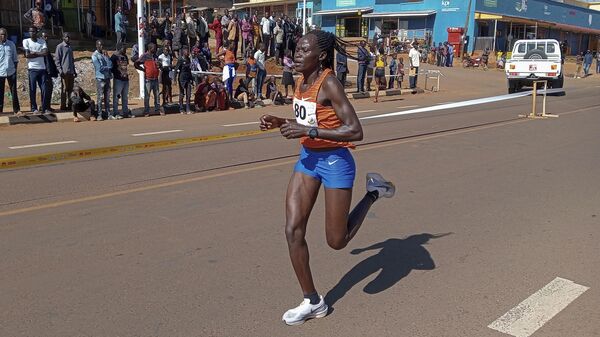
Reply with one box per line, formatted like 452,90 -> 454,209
517,43 -> 525,53
547,43 -> 556,53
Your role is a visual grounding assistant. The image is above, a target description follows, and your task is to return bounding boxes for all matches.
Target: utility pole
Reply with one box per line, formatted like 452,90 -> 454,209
459,0 -> 473,61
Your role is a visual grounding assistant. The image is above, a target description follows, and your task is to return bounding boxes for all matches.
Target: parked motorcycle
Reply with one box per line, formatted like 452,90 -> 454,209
462,55 -> 482,68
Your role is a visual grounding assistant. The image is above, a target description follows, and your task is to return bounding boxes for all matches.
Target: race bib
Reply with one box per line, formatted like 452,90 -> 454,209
293,98 -> 317,127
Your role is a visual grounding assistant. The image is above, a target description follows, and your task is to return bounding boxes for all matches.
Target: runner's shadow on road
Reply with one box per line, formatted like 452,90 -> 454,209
325,232 -> 452,309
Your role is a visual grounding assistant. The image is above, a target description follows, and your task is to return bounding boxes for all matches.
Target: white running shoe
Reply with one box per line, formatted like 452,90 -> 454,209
366,173 -> 396,198
282,296 -> 328,326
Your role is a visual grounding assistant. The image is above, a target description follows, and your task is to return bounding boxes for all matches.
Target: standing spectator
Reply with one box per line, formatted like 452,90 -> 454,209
241,15 -> 253,54
583,50 -> 593,77
481,47 -> 490,70
336,44 -> 348,87
91,40 -> 113,120
24,0 -> 46,31
254,43 -> 267,100
40,31 -> 58,113
175,47 -> 193,114
261,13 -> 271,57
221,9 -> 231,41
134,43 -> 162,116
245,50 -> 257,94
366,45 -> 376,91
436,42 -> 443,67
408,42 -> 421,89
172,23 -> 184,57
86,9 -> 96,38
273,19 -> 285,66
447,43 -> 454,67
70,85 -> 95,122
197,11 -> 209,46
114,6 -> 128,45
268,14 -> 276,58
252,15 -> 262,49
0,27 -> 20,115
227,16 -> 240,60
357,39 -> 369,93
23,27 -> 48,114
441,42 -> 448,67
397,57 -> 405,88
373,53 -> 386,103
191,46 -> 206,86
209,15 -> 223,53
596,51 -> 600,74
201,42 -> 212,66
187,12 -> 198,48
388,53 -> 397,89
284,17 -> 297,58
158,44 -> 173,105
217,42 -> 236,98
55,32 -> 76,112
282,49 -> 295,97
575,52 -> 583,78
110,44 -> 130,118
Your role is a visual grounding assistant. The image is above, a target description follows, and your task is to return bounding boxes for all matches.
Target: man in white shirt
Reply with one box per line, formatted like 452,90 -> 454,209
23,26 -> 49,114
408,42 -> 421,89
254,43 -> 267,99
261,13 -> 272,57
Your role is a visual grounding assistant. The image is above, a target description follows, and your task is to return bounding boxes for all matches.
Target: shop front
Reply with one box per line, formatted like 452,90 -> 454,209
314,7 -> 372,38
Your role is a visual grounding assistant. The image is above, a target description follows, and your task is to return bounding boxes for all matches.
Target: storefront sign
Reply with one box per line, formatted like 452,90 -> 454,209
441,0 -> 460,12
515,0 -> 528,13
483,0 -> 497,8
336,0 -> 356,7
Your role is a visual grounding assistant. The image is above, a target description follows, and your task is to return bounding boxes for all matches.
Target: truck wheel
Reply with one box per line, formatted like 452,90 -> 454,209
524,49 -> 548,60
554,74 -> 564,88
508,80 -> 516,94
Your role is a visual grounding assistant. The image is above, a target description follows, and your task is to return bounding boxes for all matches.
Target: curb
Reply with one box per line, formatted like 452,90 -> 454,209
0,129 -> 278,169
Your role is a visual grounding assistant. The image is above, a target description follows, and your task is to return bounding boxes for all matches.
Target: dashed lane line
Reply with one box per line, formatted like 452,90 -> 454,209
131,130 -> 184,137
488,277 -> 589,337
8,141 -> 78,150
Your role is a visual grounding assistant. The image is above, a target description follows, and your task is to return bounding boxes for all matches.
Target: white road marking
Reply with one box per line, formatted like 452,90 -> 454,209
9,140 -> 78,149
222,121 -> 260,127
357,109 -> 376,113
360,91 -> 544,121
131,130 -> 183,137
488,277 -> 589,337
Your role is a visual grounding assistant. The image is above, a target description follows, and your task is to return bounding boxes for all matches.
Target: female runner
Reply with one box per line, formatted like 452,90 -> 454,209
259,30 -> 396,326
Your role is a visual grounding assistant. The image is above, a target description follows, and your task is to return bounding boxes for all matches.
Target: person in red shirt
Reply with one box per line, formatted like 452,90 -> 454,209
134,43 -> 162,116
259,30 -> 396,325
209,15 -> 223,52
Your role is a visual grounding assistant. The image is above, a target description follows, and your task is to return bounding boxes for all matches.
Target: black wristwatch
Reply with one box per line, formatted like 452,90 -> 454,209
308,127 -> 319,139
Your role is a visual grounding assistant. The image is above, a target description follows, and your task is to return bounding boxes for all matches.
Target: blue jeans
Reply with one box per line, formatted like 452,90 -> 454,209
583,63 -> 591,76
256,69 -> 266,97
357,63 -> 367,92
95,78 -> 111,118
144,79 -> 159,113
226,64 -> 235,97
596,60 -> 600,73
113,79 -> 129,116
28,69 -> 47,112
409,67 -> 419,89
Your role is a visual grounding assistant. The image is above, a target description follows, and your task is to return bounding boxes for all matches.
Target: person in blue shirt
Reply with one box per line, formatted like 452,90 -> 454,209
583,50 -> 593,76
0,27 -> 20,114
114,6 -> 128,45
336,44 -> 348,87
91,40 -> 113,120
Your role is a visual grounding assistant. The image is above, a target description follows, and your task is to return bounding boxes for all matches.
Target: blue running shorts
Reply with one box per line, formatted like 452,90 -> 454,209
294,146 -> 356,189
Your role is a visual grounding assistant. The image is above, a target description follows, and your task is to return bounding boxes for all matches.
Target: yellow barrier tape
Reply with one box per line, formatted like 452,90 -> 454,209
0,129 -> 273,169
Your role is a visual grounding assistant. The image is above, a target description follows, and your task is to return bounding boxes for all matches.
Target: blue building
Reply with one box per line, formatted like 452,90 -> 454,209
314,0 -> 600,55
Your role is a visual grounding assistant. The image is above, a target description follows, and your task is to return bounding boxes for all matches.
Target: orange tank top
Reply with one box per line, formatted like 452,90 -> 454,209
293,68 -> 355,149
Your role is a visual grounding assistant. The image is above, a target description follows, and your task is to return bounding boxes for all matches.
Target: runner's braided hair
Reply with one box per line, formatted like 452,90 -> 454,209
306,29 -> 360,71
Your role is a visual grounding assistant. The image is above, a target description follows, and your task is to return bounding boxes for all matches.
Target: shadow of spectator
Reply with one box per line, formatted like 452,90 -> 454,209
325,233 -> 452,308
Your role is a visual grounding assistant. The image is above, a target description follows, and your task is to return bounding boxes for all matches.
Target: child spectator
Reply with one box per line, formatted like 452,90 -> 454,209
70,85 -> 95,122
266,76 -> 283,104
282,50 -> 295,98
158,44 -> 174,105
234,78 -> 254,108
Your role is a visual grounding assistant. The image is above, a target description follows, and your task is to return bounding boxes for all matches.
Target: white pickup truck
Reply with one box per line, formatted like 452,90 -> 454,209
505,39 -> 563,94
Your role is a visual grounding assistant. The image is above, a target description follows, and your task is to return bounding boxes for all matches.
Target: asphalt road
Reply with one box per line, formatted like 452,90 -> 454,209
1,68 -> 599,337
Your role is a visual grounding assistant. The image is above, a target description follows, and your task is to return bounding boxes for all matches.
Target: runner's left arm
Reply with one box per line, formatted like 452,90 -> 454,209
279,75 -> 363,142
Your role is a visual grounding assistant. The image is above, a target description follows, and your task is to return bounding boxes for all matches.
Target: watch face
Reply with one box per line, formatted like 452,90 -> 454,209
309,128 -> 318,139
